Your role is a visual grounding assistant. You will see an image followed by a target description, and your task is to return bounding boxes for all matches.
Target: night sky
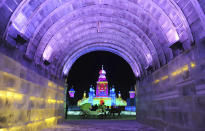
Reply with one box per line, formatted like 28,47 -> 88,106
66,51 -> 136,102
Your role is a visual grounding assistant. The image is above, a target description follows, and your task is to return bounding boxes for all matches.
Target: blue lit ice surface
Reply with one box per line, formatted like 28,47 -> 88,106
98,91 -> 107,97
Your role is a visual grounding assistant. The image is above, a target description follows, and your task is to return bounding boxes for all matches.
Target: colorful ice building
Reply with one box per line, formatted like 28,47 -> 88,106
77,66 -> 127,106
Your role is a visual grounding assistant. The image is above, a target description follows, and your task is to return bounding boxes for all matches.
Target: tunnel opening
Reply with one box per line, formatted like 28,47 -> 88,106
65,51 -> 137,120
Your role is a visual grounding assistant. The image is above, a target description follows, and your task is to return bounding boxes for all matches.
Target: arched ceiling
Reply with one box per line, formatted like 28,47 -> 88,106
1,0 -> 205,79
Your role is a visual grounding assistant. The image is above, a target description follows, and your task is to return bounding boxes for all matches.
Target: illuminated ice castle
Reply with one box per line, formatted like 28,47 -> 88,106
77,66 -> 127,106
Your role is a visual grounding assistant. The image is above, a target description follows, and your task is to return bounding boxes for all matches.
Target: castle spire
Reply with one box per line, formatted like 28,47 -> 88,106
98,65 -> 106,81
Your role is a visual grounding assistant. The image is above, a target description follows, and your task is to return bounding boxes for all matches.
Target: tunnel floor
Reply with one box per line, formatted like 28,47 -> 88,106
42,120 -> 158,131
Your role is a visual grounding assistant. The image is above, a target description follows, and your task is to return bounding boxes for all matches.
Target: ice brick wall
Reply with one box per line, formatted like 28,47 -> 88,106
0,52 -> 65,131
198,0 -> 205,14
136,47 -> 205,131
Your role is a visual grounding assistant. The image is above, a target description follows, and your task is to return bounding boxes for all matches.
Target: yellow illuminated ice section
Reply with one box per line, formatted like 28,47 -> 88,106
190,62 -> 196,68
45,117 -> 57,127
153,62 -> 196,84
0,128 -> 8,131
48,81 -> 57,88
0,55 -> 64,131
182,64 -> 189,71
171,64 -> 189,77
57,100 -> 64,104
154,79 -> 160,84
30,96 -> 44,102
9,126 -> 25,131
58,86 -> 64,91
0,71 -> 64,131
0,91 -> 23,101
0,116 -> 61,131
161,75 -> 168,81
171,69 -> 182,77
47,98 -> 56,104
29,96 -> 63,104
